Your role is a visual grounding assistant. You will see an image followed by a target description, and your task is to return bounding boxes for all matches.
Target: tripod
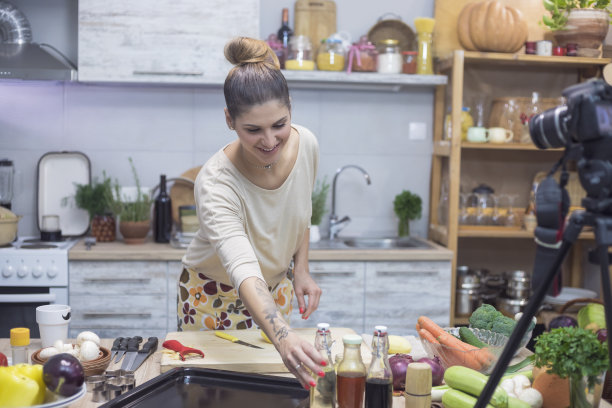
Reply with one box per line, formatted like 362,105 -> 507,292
475,209 -> 612,407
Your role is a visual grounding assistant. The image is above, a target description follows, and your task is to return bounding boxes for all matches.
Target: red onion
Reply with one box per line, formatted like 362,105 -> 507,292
389,353 -> 413,391
597,328 -> 608,343
417,356 -> 445,386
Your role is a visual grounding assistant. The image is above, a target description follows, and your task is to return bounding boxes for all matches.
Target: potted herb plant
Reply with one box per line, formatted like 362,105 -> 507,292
393,190 -> 422,237
73,172 -> 118,242
534,326 -> 609,408
542,0 -> 611,57
310,176 -> 330,243
114,158 -> 152,244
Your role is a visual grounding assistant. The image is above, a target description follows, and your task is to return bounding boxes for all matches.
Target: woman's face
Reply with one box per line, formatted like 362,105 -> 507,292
226,99 -> 291,167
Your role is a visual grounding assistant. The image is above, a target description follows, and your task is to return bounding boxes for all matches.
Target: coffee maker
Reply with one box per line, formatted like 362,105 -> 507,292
0,159 -> 14,210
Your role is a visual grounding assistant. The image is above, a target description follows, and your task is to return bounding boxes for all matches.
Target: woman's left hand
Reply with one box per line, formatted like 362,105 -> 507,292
293,266 -> 321,320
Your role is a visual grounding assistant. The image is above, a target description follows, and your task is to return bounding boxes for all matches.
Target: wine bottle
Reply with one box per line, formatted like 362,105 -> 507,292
154,174 -> 172,243
277,8 -> 293,50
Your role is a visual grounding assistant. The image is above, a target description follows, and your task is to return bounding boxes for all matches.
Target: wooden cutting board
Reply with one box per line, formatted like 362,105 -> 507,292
294,0 -> 336,55
160,327 -> 371,373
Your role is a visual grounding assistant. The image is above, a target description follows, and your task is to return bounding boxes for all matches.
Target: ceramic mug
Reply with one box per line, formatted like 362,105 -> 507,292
467,126 -> 488,143
488,127 -> 513,143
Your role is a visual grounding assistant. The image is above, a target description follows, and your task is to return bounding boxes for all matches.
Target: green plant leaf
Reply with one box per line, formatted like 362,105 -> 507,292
311,176 -> 330,226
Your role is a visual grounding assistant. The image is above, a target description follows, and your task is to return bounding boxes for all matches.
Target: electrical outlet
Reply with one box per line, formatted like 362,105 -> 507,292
408,122 -> 427,140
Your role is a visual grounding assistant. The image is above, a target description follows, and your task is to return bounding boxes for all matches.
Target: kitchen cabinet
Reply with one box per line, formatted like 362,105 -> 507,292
428,50 -> 609,325
77,0 -> 259,84
69,260 -> 178,339
290,260 -> 451,335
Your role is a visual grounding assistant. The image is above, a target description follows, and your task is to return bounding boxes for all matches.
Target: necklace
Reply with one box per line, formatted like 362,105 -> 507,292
240,146 -> 280,170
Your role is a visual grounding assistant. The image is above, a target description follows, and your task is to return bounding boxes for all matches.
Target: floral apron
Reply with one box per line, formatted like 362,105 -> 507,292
177,267 -> 294,331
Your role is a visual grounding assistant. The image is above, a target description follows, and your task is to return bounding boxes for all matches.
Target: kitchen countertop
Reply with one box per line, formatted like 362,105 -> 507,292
68,238 -> 453,262
2,338 -> 610,408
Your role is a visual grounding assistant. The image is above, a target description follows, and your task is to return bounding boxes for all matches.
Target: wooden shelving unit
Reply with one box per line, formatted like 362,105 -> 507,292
429,50 -> 609,325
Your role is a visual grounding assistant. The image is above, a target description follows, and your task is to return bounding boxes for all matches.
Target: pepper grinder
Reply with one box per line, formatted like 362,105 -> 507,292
404,362 -> 432,408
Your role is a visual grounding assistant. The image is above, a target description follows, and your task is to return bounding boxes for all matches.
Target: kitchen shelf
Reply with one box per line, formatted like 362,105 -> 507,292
281,70 -> 447,91
428,50 -> 607,326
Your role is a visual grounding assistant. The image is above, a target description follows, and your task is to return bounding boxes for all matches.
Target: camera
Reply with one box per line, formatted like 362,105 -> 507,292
529,79 -> 612,149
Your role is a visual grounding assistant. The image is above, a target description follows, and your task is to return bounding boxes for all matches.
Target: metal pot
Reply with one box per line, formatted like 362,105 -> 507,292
456,287 -> 481,317
497,297 -> 529,317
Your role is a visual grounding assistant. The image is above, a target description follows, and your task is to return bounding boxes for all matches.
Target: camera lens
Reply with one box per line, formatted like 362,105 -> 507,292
529,105 -> 570,149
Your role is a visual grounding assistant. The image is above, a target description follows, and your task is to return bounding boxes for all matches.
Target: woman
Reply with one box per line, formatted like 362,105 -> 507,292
178,37 -> 325,389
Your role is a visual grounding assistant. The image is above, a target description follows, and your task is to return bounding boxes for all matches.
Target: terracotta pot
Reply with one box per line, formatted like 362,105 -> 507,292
553,9 -> 610,57
119,220 -> 150,244
91,214 -> 116,242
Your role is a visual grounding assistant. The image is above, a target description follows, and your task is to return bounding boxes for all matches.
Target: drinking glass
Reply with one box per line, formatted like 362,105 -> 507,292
505,194 -> 519,227
492,194 -> 507,226
500,99 -> 519,143
476,193 -> 495,225
459,193 -> 470,225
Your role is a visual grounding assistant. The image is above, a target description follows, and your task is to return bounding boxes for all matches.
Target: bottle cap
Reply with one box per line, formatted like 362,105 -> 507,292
342,334 -> 362,345
10,327 -> 30,346
380,39 -> 399,45
374,325 -> 388,334
317,323 -> 330,331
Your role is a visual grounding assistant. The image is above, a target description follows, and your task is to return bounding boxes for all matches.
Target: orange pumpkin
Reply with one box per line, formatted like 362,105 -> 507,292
457,0 -> 528,53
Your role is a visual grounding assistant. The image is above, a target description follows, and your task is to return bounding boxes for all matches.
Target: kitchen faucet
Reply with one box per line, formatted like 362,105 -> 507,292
328,165 -> 371,240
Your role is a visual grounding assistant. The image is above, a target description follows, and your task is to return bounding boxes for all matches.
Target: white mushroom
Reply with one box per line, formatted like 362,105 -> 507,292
76,331 -> 100,347
500,378 -> 517,398
53,339 -> 64,351
39,347 -> 60,359
62,343 -> 74,352
79,340 -> 100,361
518,388 -> 543,408
512,374 -> 532,398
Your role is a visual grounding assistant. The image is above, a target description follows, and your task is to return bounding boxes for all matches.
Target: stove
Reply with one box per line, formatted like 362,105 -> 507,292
0,236 -> 78,337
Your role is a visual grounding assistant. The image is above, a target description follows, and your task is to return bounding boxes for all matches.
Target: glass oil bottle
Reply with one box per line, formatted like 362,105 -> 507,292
336,334 -> 366,408
310,323 -> 336,408
365,326 -> 393,408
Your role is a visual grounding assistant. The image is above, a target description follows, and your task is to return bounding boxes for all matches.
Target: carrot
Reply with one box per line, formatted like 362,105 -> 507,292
419,328 -> 440,344
437,331 -> 477,351
417,316 -> 446,338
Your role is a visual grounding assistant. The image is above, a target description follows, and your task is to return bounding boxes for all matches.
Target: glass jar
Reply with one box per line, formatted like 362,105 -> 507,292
401,51 -> 417,74
316,38 -> 345,71
376,39 -> 402,74
347,35 -> 377,73
286,35 -> 315,71
337,334 -> 366,408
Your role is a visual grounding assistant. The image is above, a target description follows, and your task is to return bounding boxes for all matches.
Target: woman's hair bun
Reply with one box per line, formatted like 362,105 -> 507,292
224,37 -> 279,69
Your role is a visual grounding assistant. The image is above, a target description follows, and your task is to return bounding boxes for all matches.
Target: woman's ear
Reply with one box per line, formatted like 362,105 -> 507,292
224,108 -> 234,130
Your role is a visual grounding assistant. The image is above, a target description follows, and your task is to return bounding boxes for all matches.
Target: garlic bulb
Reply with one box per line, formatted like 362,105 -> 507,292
76,331 -> 100,346
40,346 -> 60,359
79,340 -> 100,361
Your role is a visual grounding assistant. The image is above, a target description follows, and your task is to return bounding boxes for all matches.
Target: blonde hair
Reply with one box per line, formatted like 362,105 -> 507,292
223,37 -> 291,119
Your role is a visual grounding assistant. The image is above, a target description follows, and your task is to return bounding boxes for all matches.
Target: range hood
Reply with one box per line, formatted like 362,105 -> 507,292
0,43 -> 77,81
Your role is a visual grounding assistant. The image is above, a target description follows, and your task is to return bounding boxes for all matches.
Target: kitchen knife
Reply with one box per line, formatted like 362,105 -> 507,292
109,337 -> 123,362
121,336 -> 143,370
113,337 -> 130,363
127,337 -> 158,372
214,331 -> 263,349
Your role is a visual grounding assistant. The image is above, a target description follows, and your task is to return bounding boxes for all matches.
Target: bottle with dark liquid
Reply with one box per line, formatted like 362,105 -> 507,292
310,323 -> 336,408
365,326 -> 393,408
277,8 -> 293,55
154,174 -> 172,243
336,334 -> 366,408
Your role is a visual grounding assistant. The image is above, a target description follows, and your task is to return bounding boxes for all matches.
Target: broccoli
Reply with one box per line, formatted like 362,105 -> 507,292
468,304 -> 502,331
491,316 -> 517,337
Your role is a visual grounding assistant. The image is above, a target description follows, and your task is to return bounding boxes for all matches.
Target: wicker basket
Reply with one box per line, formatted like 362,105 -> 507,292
367,13 -> 415,52
31,346 -> 111,377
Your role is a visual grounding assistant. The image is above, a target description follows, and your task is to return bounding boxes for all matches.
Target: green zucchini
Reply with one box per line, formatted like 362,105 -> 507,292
444,365 -> 509,408
459,326 -> 488,348
508,396 -> 531,408
442,389 -> 495,408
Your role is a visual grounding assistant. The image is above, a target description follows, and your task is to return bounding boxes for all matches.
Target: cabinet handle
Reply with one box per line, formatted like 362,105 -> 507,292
376,270 -> 438,277
132,70 -> 204,76
0,294 -> 56,303
83,278 -> 151,284
82,312 -> 152,318
310,271 -> 356,276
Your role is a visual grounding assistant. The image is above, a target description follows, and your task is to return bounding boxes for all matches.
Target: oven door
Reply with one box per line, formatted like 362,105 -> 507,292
0,287 -> 68,338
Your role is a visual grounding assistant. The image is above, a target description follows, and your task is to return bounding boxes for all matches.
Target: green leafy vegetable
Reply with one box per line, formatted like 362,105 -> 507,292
311,176 -> 330,226
393,190 -> 421,236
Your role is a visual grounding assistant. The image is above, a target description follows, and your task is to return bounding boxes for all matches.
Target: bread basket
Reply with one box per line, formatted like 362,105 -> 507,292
0,207 -> 21,245
31,346 -> 111,377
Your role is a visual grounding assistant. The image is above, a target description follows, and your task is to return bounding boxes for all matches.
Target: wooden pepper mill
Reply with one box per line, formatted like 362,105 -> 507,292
404,362 -> 432,408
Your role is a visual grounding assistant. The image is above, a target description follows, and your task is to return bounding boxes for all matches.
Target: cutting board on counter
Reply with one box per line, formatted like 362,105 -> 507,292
161,327 -> 370,373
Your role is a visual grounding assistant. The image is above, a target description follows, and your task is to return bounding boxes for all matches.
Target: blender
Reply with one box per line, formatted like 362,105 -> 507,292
0,159 -> 14,210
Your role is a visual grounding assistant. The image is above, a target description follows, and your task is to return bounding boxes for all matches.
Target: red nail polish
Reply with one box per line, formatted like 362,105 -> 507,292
309,380 -> 316,387
320,361 -> 327,366
304,384 -> 310,390
318,371 -> 325,377
299,307 -> 304,314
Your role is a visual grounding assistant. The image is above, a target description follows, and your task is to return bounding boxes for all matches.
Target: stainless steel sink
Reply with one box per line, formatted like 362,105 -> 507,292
311,236 -> 433,250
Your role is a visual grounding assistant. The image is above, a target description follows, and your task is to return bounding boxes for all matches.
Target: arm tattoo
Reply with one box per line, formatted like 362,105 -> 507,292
253,279 -> 292,341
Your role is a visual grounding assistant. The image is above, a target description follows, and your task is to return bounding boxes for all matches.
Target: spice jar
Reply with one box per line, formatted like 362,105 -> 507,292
10,327 -> 30,365
347,35 -> 377,73
402,51 -> 417,74
266,34 -> 286,69
286,35 -> 315,71
376,39 -> 402,74
316,38 -> 345,71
